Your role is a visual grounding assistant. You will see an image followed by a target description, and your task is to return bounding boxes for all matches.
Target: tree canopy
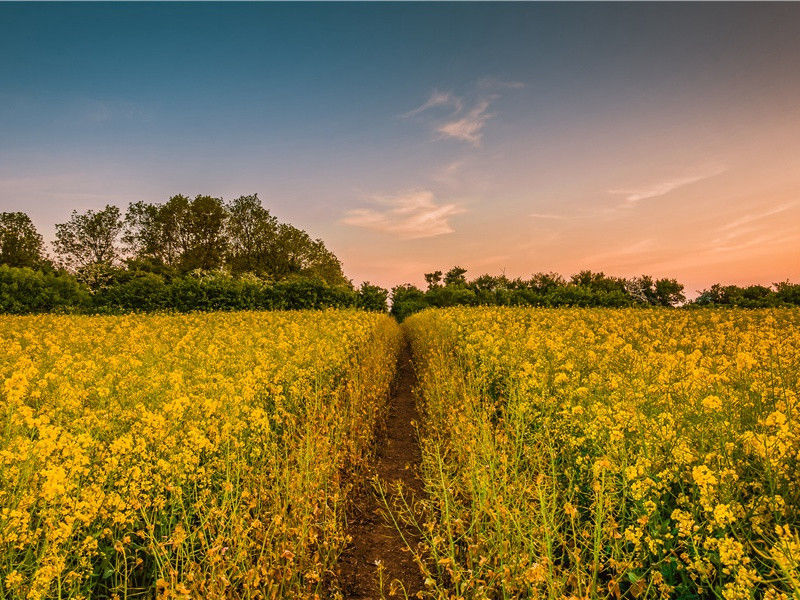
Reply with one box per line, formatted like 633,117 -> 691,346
0,212 -> 49,269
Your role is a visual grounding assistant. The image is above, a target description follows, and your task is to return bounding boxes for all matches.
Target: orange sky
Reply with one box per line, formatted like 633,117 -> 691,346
2,3 -> 799,294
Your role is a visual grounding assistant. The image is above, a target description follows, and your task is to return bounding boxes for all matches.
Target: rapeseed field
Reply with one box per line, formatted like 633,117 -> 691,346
404,307 -> 799,600
0,311 -> 401,599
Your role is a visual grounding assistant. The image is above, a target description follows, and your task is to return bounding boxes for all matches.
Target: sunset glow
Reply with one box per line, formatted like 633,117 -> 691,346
2,3 -> 799,293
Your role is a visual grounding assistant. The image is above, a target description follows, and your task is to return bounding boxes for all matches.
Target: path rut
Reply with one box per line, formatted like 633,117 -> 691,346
337,342 -> 425,599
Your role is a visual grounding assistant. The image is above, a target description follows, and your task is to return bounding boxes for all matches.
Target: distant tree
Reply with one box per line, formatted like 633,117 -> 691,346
626,275 -> 658,305
53,205 -> 123,270
181,195 -> 228,271
471,273 -> 502,292
390,284 -> 427,320
775,281 -> 800,305
627,275 -> 685,306
570,270 -> 627,294
529,272 -> 565,294
444,266 -> 468,286
424,270 -> 443,290
654,278 -> 685,307
694,284 -> 725,306
0,212 -> 48,269
123,195 -> 193,268
357,282 -> 390,312
225,194 -> 279,276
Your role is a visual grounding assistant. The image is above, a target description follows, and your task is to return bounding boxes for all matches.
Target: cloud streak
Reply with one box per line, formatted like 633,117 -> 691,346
402,90 -> 463,119
342,190 -> 465,239
718,201 -> 797,232
404,79 -> 523,147
609,165 -> 727,205
436,99 -> 494,146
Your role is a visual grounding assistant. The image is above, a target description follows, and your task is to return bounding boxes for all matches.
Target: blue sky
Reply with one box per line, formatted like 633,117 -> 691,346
2,2 -> 799,291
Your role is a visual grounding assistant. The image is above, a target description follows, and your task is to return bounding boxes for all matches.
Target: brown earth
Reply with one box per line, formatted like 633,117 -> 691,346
337,343 -> 426,599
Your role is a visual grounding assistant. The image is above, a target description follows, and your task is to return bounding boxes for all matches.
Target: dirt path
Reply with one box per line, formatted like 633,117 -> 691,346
337,342 -> 425,599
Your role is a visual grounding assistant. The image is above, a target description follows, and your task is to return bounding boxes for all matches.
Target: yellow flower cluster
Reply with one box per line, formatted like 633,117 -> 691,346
0,310 -> 401,599
405,307 -> 800,600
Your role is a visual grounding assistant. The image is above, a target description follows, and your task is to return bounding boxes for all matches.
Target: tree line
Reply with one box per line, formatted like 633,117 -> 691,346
389,266 -> 800,320
1,203 -> 798,316
2,194 -> 346,282
0,195 -> 388,313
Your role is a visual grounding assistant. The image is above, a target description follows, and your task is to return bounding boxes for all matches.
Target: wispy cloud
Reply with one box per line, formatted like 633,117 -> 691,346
342,190 -> 465,239
403,78 -> 523,147
719,201 -> 797,232
402,90 -> 462,118
609,165 -> 727,205
436,99 -> 494,147
530,212 -> 568,220
708,201 -> 799,252
432,159 -> 466,187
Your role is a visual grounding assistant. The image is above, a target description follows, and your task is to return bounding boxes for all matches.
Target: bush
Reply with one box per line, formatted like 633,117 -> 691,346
357,282 -> 390,312
0,265 -> 387,315
0,265 -> 90,313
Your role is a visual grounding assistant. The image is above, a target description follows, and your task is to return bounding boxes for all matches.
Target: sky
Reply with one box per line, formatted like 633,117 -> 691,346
1,2 -> 799,294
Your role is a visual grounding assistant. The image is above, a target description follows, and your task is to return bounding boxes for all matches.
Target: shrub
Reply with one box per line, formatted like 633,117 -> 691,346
0,265 -> 89,313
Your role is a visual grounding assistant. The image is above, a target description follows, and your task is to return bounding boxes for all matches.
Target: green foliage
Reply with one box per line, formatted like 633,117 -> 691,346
356,282 -> 390,312
0,212 -> 49,269
391,268 -> 692,320
53,205 -> 124,270
390,284 -> 428,321
0,265 -> 382,314
0,265 -> 89,313
121,193 -> 348,285
693,282 -> 800,308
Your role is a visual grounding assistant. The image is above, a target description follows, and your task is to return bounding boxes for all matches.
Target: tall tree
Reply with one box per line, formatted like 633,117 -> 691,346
0,212 -> 48,268
182,195 -> 227,271
424,270 -> 443,290
272,223 -> 347,285
225,194 -> 279,276
124,195 -> 192,268
654,278 -> 686,307
53,205 -> 123,270
444,266 -> 468,286
124,195 -> 226,272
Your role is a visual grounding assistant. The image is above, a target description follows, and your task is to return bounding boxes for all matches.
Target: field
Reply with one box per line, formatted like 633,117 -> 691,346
0,311 -> 401,599
404,308 -> 800,600
2,307 -> 799,600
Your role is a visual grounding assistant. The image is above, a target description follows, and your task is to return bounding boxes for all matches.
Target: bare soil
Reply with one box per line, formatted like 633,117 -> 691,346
337,343 -> 425,599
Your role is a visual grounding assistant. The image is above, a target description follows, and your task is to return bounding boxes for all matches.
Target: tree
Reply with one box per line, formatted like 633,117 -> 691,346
271,223 -> 348,285
123,195 -> 193,269
470,274 -> 502,292
390,284 -> 427,320
53,205 -> 123,270
444,266 -> 468,286
0,212 -> 48,268
626,275 -> 658,305
529,272 -> 565,293
357,282 -> 389,312
570,270 -> 627,294
424,270 -> 442,290
181,195 -> 228,271
225,194 -> 279,276
654,278 -> 685,307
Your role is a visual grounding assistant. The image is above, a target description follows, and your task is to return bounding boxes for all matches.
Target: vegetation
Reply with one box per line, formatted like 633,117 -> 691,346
0,213 -> 50,270
0,197 -> 390,314
0,310 -> 401,599
694,282 -> 800,308
403,307 -> 800,599
3,206 -> 799,316
390,267 -> 686,320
